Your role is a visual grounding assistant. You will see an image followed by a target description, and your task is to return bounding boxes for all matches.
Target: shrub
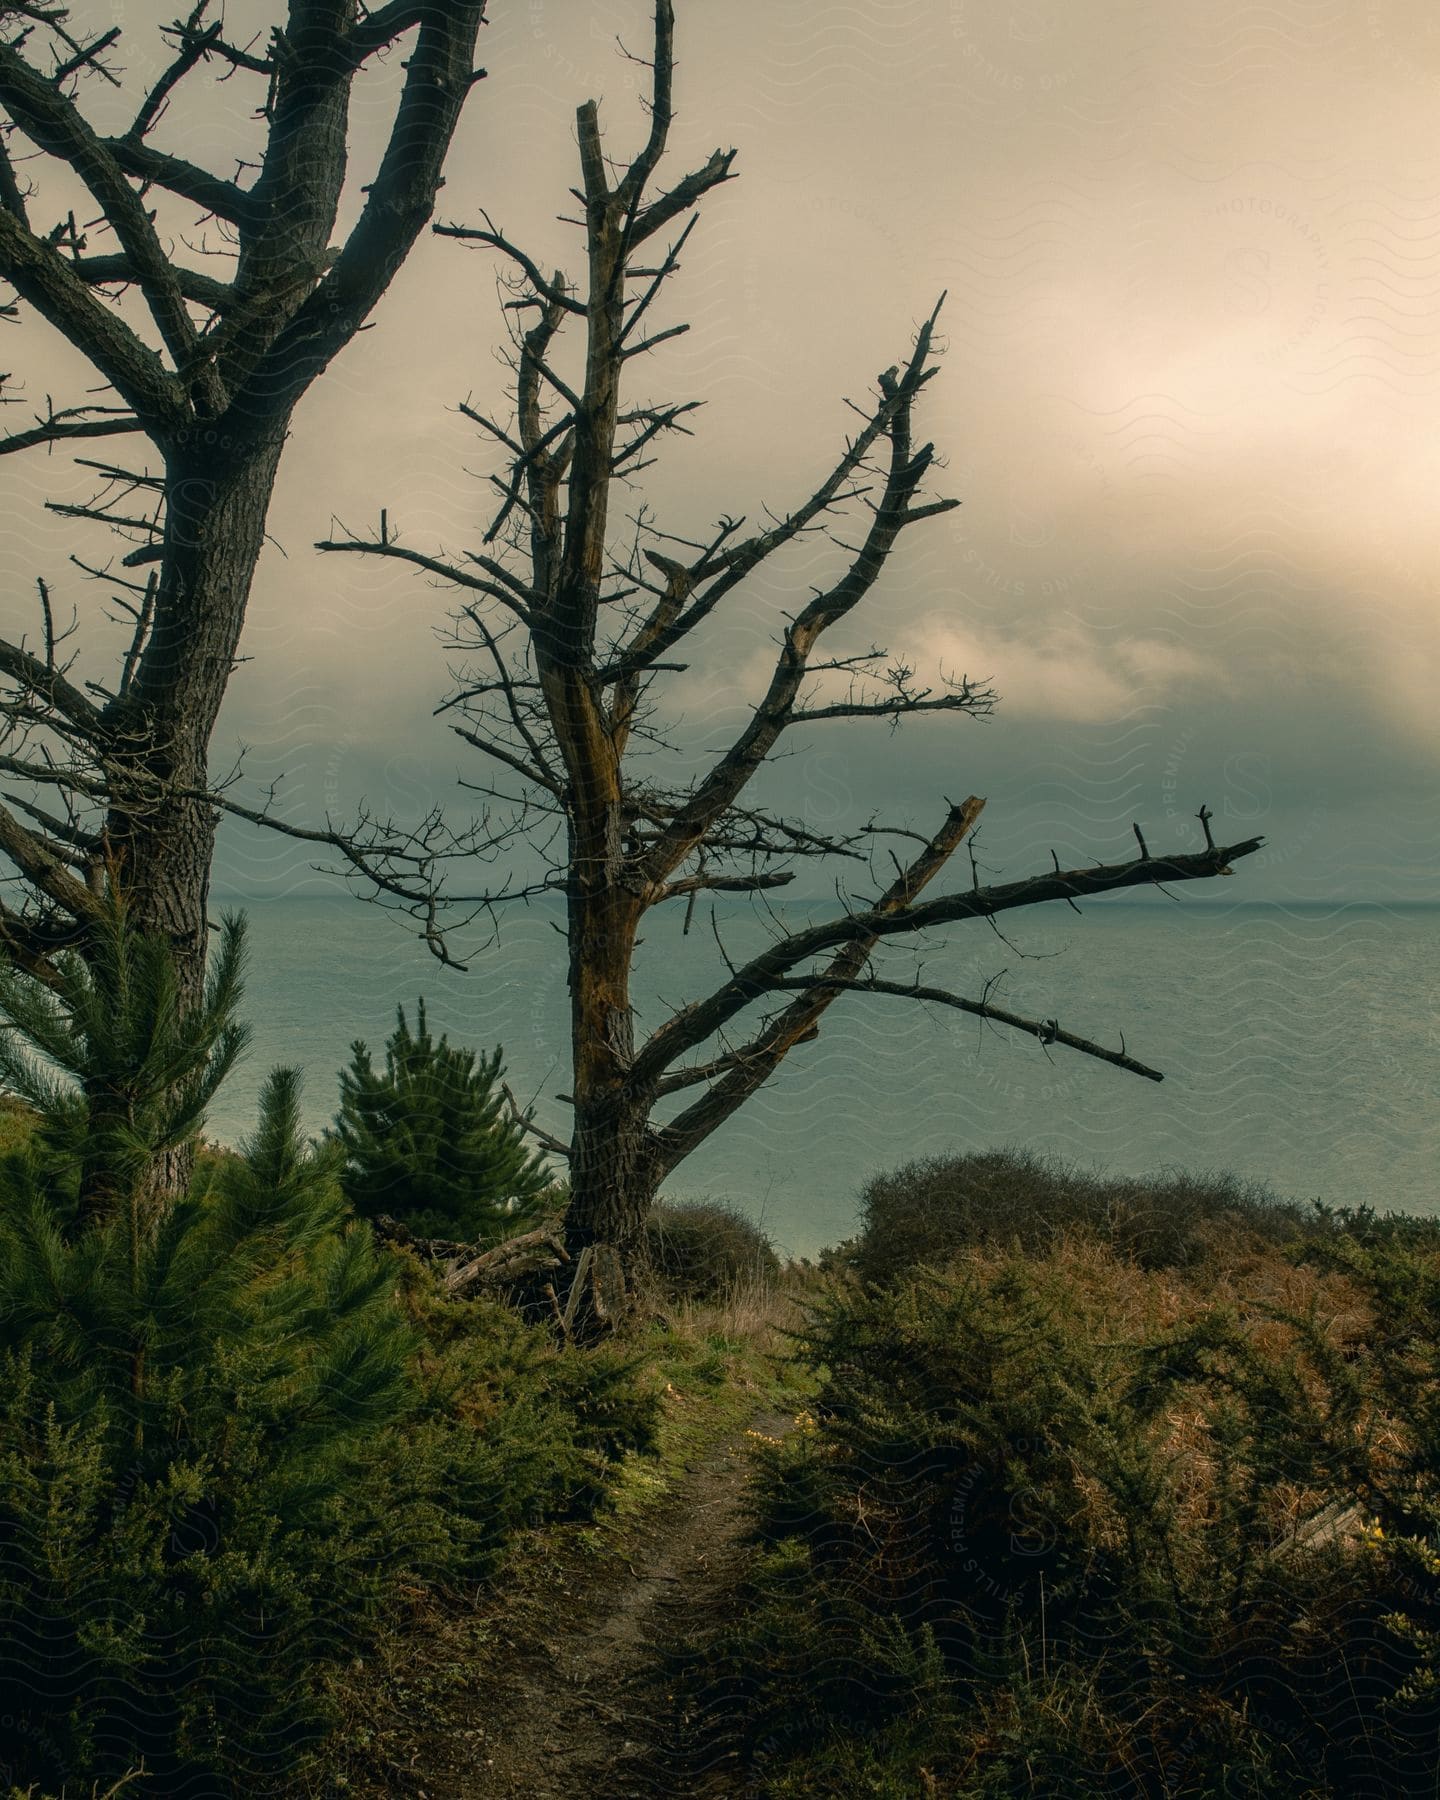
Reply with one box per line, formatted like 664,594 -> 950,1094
334,1000 -> 552,1242
397,1270 -> 661,1533
1301,1229 -> 1440,1758
0,1070 -> 436,1787
847,1146 -> 1315,1283
644,1198 -> 780,1300
0,1097 -> 37,1157
698,1237 -> 1436,1795
0,907 -> 656,1794
0,891 -> 248,1235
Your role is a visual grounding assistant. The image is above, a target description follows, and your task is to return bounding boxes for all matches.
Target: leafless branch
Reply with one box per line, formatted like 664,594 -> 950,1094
317,532 -> 536,623
634,809 -> 1263,1093
765,974 -> 1165,1080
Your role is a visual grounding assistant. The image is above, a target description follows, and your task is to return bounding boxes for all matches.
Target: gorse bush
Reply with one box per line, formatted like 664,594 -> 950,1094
644,1198 -> 780,1300
395,1266 -> 661,1535
1305,1229 -> 1440,1743
704,1230 -> 1440,1796
846,1146 -> 1317,1283
334,1000 -> 552,1242
0,905 -> 657,1794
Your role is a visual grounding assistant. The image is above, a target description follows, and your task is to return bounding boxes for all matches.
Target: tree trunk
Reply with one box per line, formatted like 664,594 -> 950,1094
92,434 -> 286,1199
75,1083 -> 131,1227
567,1086 -> 658,1264
541,162 -> 644,1315
114,435 -> 284,966
561,854 -> 657,1318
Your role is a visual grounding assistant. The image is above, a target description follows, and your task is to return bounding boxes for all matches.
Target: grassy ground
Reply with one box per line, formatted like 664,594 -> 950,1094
330,1274 -> 815,1796
9,1109 -> 1436,1797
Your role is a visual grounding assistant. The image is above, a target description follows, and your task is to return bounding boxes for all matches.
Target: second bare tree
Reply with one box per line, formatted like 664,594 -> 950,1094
324,2 -> 1262,1326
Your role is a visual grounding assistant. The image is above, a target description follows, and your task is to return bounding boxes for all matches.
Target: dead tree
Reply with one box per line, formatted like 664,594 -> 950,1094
322,2 -> 1262,1326
0,3 -> 488,1078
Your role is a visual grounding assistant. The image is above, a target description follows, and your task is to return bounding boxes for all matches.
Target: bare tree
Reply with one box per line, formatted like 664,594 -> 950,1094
0,1 -> 488,1071
323,1 -> 1262,1327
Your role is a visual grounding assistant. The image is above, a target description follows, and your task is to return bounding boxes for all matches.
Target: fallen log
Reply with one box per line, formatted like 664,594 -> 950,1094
371,1215 -> 569,1295
443,1225 -> 570,1295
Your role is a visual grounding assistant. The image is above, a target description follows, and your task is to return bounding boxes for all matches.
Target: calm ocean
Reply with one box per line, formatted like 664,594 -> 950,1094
211,895 -> 1439,1260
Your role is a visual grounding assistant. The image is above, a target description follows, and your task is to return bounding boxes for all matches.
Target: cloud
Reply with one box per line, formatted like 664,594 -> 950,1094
5,0 -> 1439,910
911,618 -> 1224,724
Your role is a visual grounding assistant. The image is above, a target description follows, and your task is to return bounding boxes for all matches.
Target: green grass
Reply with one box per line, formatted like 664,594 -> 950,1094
328,1267 -> 810,1794
0,1094 -> 37,1155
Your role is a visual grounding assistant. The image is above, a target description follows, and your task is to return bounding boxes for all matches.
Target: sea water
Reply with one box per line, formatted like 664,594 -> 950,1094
212,894 -> 1439,1259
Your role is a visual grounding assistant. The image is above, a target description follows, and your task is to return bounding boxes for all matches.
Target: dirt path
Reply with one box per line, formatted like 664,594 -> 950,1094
402,1411 -> 789,1798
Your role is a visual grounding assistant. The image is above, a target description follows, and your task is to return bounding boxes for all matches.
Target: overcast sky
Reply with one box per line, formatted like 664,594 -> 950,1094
4,1 -> 1438,912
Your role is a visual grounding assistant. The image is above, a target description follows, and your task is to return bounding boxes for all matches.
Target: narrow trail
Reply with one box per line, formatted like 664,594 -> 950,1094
407,1411 -> 790,1798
